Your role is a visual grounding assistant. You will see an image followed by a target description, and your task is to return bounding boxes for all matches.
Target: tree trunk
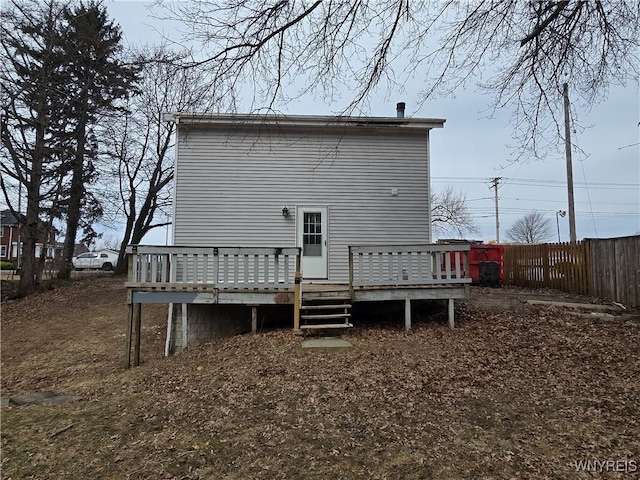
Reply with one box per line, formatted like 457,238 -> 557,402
57,120 -> 86,280
114,197 -> 136,275
18,118 -> 46,296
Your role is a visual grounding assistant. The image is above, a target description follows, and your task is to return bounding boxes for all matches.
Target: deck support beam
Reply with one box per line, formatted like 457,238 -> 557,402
125,303 -> 142,369
404,297 -> 411,331
181,303 -> 188,352
125,303 -> 134,369
250,305 -> 258,334
448,298 -> 455,329
164,304 -> 173,357
133,304 -> 142,366
293,269 -> 301,333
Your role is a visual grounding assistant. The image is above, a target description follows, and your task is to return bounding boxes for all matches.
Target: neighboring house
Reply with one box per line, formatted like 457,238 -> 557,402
0,209 -> 55,262
0,209 -> 18,261
124,107 -> 472,363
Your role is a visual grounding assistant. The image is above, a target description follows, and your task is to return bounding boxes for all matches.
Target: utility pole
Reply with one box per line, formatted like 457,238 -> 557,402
563,83 -> 577,243
490,177 -> 501,242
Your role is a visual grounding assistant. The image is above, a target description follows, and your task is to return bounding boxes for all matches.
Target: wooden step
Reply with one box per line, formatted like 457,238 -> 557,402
301,313 -> 352,321
300,323 -> 353,330
301,304 -> 352,310
302,295 -> 351,302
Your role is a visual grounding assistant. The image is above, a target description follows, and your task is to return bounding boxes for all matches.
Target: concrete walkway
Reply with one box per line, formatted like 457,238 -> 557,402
301,337 -> 352,349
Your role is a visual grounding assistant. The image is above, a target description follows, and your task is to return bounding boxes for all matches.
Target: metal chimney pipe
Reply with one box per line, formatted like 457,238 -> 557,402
396,102 -> 406,118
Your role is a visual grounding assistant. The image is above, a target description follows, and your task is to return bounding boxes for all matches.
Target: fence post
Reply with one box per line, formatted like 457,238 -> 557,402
584,239 -> 593,297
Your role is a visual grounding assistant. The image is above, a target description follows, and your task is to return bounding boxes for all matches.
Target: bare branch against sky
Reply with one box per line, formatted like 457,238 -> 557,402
155,0 -> 640,158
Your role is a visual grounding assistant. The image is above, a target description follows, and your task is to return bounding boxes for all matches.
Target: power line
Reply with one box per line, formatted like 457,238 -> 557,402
498,197 -> 635,206
432,176 -> 639,188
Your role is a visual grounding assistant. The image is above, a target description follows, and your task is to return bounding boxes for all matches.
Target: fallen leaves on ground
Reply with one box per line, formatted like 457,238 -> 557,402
1,278 -> 638,479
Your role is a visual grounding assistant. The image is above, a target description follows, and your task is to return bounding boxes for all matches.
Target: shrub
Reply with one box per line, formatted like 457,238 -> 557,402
0,260 -> 16,270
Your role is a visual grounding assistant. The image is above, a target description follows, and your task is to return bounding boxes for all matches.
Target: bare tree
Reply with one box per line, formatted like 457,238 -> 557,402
155,1 -> 639,158
506,211 -> 553,244
431,186 -> 478,238
95,234 -> 122,251
100,45 -> 216,274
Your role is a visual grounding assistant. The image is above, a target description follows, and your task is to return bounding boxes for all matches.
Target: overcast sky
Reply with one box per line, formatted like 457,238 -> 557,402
107,1 -> 639,245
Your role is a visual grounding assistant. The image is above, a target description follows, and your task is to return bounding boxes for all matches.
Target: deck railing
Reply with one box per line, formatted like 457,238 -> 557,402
126,245 -> 301,290
349,244 -> 471,287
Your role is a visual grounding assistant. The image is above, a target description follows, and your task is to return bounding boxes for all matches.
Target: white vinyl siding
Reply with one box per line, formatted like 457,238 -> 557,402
174,124 -> 432,282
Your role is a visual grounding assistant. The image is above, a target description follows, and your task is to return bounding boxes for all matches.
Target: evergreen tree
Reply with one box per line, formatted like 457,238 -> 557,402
56,1 -> 139,279
0,0 -> 71,295
1,0 -> 138,290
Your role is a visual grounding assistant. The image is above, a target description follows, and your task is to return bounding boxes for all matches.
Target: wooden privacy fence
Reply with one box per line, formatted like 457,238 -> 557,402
504,235 -> 640,306
587,235 -> 640,307
504,242 -> 589,294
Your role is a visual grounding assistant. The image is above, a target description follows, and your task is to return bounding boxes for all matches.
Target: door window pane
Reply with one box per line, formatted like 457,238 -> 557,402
303,212 -> 322,256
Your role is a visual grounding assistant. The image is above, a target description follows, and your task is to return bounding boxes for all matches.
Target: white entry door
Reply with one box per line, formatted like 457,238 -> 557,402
296,206 -> 328,279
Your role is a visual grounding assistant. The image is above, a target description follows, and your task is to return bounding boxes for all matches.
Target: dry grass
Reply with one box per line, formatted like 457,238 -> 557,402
1,277 -> 639,479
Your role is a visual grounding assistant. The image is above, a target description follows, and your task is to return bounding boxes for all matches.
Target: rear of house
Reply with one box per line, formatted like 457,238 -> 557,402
124,111 -> 473,363
170,112 -> 445,281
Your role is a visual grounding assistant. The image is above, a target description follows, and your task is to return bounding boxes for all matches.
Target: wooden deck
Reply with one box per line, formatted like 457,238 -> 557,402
124,244 -> 471,367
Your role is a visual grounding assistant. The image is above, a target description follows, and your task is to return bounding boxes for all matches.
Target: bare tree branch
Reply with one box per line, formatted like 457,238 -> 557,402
154,0 -> 639,158
520,0 -> 569,47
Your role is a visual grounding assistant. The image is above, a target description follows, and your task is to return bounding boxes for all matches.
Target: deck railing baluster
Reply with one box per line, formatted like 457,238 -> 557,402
348,244 -> 472,287
202,254 -> 209,284
223,255 -> 229,285
233,255 -> 239,287
284,255 -> 290,287
253,255 -> 260,283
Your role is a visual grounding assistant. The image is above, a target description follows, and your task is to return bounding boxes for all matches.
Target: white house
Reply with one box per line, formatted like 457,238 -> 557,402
124,106 -> 471,364
168,107 -> 444,280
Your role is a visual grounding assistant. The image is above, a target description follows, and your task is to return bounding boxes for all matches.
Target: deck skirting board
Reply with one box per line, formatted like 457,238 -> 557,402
353,286 -> 467,302
129,285 -> 468,305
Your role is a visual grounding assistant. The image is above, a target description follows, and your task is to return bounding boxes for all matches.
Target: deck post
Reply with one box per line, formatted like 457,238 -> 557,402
348,246 -> 354,301
181,303 -> 188,352
165,304 -> 173,357
125,302 -> 134,369
448,298 -> 455,329
404,297 -> 411,331
293,271 -> 301,332
133,303 -> 142,367
251,305 -> 258,334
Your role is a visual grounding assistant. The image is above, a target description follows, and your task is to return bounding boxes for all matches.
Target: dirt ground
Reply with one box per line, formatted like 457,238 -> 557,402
1,276 -> 639,479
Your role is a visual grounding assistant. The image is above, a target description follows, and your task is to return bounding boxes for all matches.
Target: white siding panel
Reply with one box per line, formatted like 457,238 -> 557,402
174,125 -> 432,282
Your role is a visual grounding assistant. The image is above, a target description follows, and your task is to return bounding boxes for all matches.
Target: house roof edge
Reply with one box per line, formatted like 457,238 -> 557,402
163,112 -> 446,130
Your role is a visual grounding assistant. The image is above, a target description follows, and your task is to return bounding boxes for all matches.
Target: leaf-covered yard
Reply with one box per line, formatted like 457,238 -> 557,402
1,276 -> 638,479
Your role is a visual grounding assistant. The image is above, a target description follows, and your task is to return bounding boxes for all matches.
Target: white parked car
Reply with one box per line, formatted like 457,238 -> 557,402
72,249 -> 119,271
